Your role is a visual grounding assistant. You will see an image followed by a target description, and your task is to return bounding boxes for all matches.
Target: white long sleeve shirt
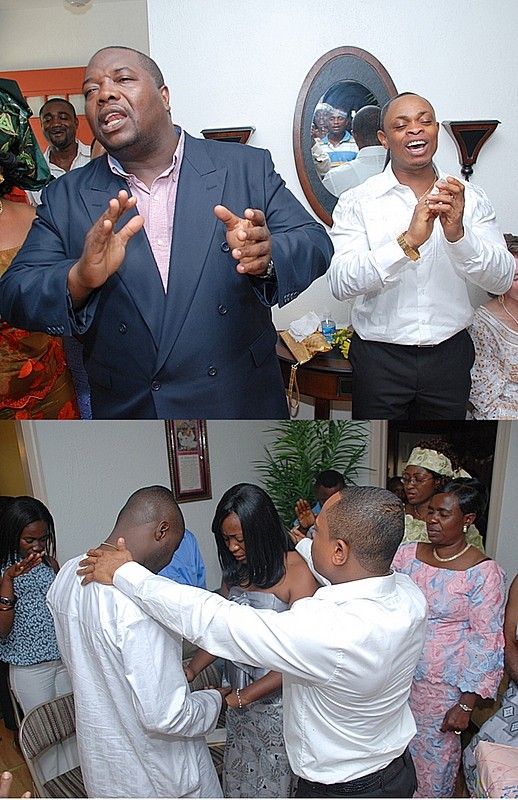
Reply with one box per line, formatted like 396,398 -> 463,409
47,558 -> 222,799
114,561 -> 427,785
327,165 -> 514,346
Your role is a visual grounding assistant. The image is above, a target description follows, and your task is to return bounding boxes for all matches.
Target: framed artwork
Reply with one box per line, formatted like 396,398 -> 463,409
165,420 -> 212,503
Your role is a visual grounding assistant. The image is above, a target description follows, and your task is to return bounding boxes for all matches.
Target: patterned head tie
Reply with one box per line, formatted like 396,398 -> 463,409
0,78 -> 51,191
406,447 -> 471,478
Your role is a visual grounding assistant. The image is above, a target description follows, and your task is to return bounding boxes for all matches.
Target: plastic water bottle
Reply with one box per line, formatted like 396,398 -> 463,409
320,312 -> 336,344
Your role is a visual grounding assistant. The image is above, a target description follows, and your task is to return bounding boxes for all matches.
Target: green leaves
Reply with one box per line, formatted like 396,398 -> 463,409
254,421 -> 370,527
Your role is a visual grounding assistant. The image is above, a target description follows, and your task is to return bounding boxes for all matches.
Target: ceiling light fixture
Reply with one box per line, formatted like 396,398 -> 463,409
65,0 -> 92,7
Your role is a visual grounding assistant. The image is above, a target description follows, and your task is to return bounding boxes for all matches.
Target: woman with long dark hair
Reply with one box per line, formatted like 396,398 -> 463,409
184,483 -> 318,798
0,497 -> 71,712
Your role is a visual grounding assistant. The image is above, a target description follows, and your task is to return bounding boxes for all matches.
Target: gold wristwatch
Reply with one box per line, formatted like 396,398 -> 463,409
397,232 -> 420,261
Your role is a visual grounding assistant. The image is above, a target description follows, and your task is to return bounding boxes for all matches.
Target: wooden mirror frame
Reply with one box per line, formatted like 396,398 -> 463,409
293,47 -> 397,226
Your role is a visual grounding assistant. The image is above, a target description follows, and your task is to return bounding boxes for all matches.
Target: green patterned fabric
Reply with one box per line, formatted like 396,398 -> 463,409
0,78 -> 51,190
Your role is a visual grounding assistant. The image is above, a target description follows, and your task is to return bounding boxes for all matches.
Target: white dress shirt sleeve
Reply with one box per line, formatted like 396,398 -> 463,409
114,563 -> 336,685
118,601 -> 222,737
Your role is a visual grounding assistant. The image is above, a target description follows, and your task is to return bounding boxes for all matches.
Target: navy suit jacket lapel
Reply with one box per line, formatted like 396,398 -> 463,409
156,135 -> 227,370
79,159 -> 166,349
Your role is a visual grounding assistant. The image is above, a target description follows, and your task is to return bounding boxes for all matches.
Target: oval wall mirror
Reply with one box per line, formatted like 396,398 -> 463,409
293,46 -> 397,226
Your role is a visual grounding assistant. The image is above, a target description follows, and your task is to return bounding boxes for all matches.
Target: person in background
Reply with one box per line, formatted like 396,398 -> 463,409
47,486 -> 226,799
463,573 -> 518,794
0,79 -> 79,420
26,98 -> 92,419
0,46 -> 332,420
401,439 -> 484,551
323,105 -> 386,197
290,469 -> 345,543
311,103 -> 332,142
386,476 -> 407,503
0,496 -> 77,782
78,486 -> 428,799
392,478 -> 506,797
159,528 -> 206,589
184,484 -> 318,797
312,106 -> 358,178
469,233 -> 518,419
327,92 -> 514,420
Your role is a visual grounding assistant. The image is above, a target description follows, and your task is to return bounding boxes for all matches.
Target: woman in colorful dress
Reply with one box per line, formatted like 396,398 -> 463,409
392,478 -> 506,797
184,483 -> 318,798
0,79 -> 79,419
401,439 -> 484,551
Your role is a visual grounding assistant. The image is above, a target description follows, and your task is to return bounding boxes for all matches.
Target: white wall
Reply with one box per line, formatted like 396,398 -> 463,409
148,0 -> 518,331
0,0 -> 149,70
28,420 -> 273,589
21,419 -> 518,585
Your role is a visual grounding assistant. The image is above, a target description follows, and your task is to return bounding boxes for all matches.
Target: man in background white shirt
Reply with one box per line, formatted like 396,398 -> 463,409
327,92 -> 514,420
47,486 -> 225,799
78,486 -> 428,798
323,105 -> 386,197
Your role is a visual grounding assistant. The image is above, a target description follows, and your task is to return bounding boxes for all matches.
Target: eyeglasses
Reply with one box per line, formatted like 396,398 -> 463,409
400,475 -> 433,486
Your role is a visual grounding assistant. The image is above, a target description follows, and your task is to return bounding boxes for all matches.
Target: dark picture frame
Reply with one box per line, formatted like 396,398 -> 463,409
165,420 -> 212,503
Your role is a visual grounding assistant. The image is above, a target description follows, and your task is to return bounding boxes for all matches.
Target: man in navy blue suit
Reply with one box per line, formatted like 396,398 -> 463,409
0,46 -> 332,419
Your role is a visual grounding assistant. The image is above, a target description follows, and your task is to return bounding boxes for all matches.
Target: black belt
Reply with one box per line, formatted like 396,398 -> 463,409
300,747 -> 411,796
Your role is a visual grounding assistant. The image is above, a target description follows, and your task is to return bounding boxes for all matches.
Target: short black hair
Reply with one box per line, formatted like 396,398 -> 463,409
352,105 -> 381,146
89,46 -> 165,89
39,97 -> 77,120
440,477 -> 488,520
315,470 -> 345,489
117,485 -> 183,530
326,486 -> 404,573
212,483 -> 289,589
380,92 -> 435,132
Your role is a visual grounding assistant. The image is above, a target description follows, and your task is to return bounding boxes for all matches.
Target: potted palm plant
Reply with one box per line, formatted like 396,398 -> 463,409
254,420 -> 370,527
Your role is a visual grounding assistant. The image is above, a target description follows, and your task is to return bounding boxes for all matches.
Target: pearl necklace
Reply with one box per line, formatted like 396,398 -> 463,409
433,542 -> 471,562
499,295 -> 518,327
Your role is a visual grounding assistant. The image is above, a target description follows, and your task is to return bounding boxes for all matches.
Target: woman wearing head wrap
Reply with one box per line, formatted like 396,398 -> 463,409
400,438 -> 484,551
0,79 -> 79,418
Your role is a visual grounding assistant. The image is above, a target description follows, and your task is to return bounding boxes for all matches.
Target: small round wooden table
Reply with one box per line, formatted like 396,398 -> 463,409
276,338 -> 353,419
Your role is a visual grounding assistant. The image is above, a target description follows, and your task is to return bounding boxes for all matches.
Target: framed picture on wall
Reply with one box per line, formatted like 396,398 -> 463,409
165,420 -> 212,503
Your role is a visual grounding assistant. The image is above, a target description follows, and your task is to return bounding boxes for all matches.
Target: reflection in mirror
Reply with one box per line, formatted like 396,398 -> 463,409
293,47 -> 397,225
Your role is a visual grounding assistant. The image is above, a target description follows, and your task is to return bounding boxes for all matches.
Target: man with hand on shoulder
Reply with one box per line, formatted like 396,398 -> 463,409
78,486 -> 427,798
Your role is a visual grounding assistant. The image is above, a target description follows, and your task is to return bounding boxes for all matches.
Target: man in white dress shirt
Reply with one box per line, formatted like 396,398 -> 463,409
78,486 -> 428,798
323,105 -> 386,197
47,486 -> 225,799
327,92 -> 514,420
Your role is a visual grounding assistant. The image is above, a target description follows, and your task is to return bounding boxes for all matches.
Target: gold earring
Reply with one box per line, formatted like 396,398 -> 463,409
0,173 -> 4,185
462,524 -> 468,535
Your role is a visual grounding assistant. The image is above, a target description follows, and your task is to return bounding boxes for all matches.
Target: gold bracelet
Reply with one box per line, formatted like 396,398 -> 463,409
458,702 -> 473,712
0,605 -> 14,611
235,688 -> 243,709
397,232 -> 420,261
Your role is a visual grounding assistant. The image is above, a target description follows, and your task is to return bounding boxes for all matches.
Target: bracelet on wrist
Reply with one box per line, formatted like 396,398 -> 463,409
235,688 -> 243,709
0,605 -> 14,612
0,596 -> 16,607
458,702 -> 473,713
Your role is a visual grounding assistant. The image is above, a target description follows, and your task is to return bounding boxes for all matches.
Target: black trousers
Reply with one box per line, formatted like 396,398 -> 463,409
295,747 -> 417,798
348,330 -> 475,420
